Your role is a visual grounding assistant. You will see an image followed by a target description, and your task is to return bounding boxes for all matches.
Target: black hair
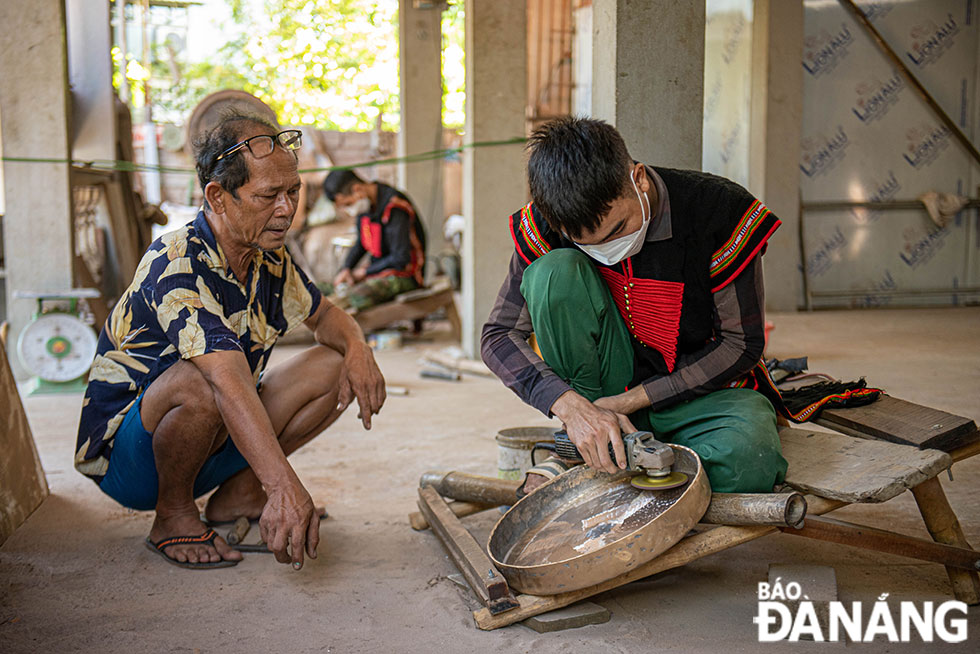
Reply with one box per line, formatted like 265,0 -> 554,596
322,169 -> 366,202
526,116 -> 633,239
193,108 -> 279,211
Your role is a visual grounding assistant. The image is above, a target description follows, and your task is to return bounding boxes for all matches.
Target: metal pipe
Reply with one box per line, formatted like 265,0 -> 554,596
803,199 -> 980,212
702,492 -> 807,528
811,287 -> 980,299
419,470 -> 521,505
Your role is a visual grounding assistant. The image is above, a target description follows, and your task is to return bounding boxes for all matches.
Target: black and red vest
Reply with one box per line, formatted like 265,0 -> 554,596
358,184 -> 427,286
509,167 -> 781,389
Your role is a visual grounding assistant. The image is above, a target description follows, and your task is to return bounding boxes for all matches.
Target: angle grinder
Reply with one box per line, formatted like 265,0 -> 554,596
552,430 -> 689,490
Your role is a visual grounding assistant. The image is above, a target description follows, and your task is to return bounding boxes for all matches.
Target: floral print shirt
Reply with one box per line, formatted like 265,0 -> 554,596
74,211 -> 321,481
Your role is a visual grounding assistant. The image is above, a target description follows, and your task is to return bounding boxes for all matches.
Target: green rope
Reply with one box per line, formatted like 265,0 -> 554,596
0,136 -> 527,176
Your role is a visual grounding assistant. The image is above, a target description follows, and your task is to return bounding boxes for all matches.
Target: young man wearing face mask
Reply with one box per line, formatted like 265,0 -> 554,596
322,169 -> 427,311
481,117 -> 788,495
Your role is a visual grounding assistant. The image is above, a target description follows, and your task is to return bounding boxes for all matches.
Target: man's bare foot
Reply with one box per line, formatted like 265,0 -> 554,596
148,509 -> 243,564
203,469 -> 268,523
521,472 -> 549,495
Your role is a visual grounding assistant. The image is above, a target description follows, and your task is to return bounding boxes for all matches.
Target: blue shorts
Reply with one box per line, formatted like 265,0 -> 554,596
98,391 -> 250,511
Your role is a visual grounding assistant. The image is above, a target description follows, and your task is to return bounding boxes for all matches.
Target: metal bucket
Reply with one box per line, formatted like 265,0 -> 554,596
495,427 -> 557,480
488,444 -> 710,595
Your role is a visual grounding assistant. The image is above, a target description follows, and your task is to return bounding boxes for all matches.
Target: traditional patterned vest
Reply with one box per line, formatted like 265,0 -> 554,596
359,183 -> 427,286
509,167 -> 781,389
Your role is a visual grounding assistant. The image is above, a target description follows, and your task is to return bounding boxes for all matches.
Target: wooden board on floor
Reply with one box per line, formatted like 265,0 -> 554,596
0,344 -> 49,545
780,426 -> 951,504
816,395 -> 978,452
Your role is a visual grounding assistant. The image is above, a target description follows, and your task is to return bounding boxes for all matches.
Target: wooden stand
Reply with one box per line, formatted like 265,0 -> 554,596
412,395 -> 980,630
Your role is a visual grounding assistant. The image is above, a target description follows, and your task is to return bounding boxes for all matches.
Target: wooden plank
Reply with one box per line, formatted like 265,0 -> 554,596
911,477 -> 980,605
780,426 -> 951,503
0,344 -> 49,545
779,516 -> 980,571
417,487 -> 519,615
816,395 -> 979,452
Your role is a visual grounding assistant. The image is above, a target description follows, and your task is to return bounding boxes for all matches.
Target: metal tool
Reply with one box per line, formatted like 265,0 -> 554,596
553,430 -> 688,490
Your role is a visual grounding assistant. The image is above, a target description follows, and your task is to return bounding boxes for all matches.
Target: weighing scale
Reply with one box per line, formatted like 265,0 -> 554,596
14,289 -> 100,394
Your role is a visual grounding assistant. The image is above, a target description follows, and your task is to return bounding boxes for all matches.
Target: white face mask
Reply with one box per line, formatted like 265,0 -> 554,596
575,170 -> 650,266
346,197 -> 371,217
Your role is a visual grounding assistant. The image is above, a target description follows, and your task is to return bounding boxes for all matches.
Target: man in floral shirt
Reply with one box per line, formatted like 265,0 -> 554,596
76,111 -> 385,570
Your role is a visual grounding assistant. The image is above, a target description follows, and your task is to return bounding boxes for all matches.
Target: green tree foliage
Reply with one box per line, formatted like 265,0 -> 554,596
221,0 -> 400,130
117,0 -> 464,131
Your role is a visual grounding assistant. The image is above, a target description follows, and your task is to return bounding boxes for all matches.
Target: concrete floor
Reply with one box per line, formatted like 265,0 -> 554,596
1,307 -> 978,652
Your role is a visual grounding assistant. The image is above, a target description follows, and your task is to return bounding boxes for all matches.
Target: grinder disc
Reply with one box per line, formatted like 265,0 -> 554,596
631,471 -> 688,490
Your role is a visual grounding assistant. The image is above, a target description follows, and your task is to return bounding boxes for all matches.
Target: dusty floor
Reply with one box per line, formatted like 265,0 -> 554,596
1,307 -> 979,653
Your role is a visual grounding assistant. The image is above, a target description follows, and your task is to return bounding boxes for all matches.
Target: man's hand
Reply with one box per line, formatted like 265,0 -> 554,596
333,268 -> 355,287
259,474 -> 320,570
337,341 -> 386,428
550,390 -> 637,474
351,268 -> 367,282
594,386 -> 649,416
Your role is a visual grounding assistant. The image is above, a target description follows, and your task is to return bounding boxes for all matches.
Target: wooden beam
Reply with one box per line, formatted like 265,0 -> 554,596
910,477 -> 980,605
417,486 -> 519,615
779,515 -> 980,571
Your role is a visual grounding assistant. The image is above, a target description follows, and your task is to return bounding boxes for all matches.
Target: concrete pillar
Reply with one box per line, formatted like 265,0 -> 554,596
461,0 -> 526,357
398,0 -> 444,273
66,0 -> 116,162
0,0 -> 75,377
749,0 -> 804,311
591,0 -> 705,169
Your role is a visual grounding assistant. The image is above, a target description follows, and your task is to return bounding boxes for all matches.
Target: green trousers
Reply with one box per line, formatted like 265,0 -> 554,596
521,248 -> 787,492
320,275 -> 419,311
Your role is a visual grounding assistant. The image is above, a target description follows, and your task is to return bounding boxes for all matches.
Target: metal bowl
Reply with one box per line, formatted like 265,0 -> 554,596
487,444 -> 710,595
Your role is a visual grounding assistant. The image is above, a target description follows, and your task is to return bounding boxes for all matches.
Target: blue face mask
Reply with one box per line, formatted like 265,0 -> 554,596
574,170 -> 650,266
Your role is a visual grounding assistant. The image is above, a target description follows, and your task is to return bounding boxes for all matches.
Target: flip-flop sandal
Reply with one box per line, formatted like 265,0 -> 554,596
144,528 -> 239,569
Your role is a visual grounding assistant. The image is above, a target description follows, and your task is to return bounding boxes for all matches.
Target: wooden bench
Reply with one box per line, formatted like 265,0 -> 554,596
354,276 -> 461,339
461,396 -> 980,629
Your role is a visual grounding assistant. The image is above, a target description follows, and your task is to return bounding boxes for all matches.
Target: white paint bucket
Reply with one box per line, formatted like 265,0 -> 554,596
496,427 -> 557,480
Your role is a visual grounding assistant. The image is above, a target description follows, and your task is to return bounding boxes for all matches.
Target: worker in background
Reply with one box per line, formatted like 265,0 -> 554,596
481,117 -> 788,496
75,110 -> 386,570
322,169 -> 427,311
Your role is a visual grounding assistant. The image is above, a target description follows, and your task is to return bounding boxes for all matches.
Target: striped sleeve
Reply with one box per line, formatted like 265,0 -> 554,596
509,202 -> 561,265
708,198 -> 781,292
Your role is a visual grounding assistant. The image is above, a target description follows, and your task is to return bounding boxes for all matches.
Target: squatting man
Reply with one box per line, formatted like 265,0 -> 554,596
75,111 -> 386,569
